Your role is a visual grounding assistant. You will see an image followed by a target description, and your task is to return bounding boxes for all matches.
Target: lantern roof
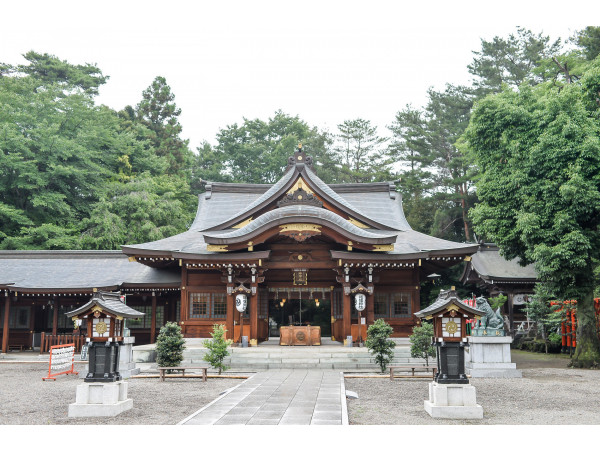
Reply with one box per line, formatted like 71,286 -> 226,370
66,291 -> 144,319
414,288 -> 485,318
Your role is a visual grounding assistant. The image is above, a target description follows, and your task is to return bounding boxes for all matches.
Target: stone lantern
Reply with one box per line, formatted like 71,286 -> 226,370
414,287 -> 484,419
66,291 -> 144,417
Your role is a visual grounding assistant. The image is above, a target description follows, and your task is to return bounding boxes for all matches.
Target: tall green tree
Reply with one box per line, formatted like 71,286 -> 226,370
18,51 -> 109,96
136,76 -> 193,176
571,26 -> 600,61
0,75 -> 111,246
335,118 -> 390,183
468,27 -> 562,96
202,111 -> 340,184
79,175 -> 195,249
465,58 -> 600,367
389,85 -> 476,241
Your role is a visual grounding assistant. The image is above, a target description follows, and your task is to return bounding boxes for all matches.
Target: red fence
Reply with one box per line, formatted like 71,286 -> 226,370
550,298 -> 600,351
39,333 -> 86,354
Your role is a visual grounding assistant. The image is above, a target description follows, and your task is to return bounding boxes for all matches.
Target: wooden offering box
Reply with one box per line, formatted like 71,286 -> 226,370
279,326 -> 321,346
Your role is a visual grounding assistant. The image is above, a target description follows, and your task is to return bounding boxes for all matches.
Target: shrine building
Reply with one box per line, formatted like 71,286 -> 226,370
1,148 -> 478,351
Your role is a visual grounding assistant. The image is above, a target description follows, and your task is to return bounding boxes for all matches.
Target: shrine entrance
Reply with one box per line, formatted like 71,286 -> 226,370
267,287 -> 332,338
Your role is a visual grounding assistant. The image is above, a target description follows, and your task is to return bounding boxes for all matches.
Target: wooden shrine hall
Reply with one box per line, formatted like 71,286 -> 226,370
1,147 -> 478,351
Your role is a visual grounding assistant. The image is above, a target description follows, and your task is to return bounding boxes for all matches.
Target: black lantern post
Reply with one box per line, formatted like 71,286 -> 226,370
414,288 -> 484,384
66,291 -> 144,383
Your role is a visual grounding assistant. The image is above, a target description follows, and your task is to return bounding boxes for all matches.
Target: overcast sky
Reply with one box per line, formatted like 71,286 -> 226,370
2,1 -> 593,150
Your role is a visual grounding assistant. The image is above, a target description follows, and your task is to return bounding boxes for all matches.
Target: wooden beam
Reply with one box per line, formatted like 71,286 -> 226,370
2,295 -> 10,354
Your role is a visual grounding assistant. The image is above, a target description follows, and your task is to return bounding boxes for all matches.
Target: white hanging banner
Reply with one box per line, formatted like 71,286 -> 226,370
235,294 -> 247,312
355,293 -> 366,311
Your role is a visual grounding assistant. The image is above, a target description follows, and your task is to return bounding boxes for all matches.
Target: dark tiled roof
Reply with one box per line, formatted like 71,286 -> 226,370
414,289 -> 485,318
467,245 -> 538,282
66,291 -> 144,318
122,152 -> 479,259
0,251 -> 180,291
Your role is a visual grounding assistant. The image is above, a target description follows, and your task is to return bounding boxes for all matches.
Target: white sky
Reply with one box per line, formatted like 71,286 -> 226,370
2,1 -> 594,150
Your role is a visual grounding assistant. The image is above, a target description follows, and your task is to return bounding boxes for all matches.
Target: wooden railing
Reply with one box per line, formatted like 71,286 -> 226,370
39,333 -> 86,354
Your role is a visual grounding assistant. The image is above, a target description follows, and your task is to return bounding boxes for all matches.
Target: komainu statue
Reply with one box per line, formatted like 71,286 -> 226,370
473,296 -> 505,336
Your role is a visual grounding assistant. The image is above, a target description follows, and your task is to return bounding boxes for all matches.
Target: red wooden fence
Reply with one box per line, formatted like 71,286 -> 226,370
39,333 -> 86,354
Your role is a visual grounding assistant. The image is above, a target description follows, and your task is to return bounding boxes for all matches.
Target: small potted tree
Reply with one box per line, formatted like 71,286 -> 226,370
409,322 -> 436,367
366,319 -> 396,373
203,324 -> 232,375
156,322 -> 186,372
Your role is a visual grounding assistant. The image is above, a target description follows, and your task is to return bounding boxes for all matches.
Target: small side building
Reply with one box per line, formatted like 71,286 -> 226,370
460,243 -> 538,335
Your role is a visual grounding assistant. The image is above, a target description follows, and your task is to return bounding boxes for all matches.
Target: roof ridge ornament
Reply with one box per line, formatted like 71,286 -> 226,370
286,143 -> 314,172
277,179 -> 323,208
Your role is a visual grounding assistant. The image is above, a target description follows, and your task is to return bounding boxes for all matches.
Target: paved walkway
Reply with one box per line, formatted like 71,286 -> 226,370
180,370 -> 347,425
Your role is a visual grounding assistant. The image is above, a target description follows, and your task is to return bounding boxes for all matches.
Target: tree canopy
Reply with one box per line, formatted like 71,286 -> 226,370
465,57 -> 600,367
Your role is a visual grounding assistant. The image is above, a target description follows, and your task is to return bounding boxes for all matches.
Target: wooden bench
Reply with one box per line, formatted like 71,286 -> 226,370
157,366 -> 208,382
389,364 -> 437,380
8,345 -> 24,352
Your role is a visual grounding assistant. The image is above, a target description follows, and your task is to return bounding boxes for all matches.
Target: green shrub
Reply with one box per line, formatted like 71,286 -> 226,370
366,319 -> 396,373
156,322 -> 186,369
409,322 -> 436,366
203,324 -> 232,374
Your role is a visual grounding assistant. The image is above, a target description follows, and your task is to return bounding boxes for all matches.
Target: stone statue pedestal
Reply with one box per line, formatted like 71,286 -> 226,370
68,381 -> 132,417
466,336 -> 522,378
424,382 -> 483,419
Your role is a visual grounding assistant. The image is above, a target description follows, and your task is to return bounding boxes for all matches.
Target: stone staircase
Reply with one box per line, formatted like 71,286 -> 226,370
179,344 -> 430,371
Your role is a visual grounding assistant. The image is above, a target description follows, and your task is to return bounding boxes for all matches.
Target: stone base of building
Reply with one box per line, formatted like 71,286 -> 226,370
68,381 -> 132,417
466,336 -> 522,378
424,382 -> 483,419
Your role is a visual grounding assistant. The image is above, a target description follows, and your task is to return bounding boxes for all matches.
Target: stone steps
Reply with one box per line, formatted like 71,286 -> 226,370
133,340 -> 434,370
179,346 -> 428,370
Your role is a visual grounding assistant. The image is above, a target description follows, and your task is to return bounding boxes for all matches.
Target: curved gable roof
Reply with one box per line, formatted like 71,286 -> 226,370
203,205 -> 398,245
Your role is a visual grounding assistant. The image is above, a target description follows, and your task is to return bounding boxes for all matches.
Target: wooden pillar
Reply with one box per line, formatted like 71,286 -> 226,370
30,303 -> 36,349
508,292 -> 514,337
150,294 -> 157,343
52,297 -> 59,336
366,292 -> 375,325
343,289 -> 351,344
250,285 -> 258,346
226,290 -> 234,342
2,295 -> 11,353
180,263 -> 187,335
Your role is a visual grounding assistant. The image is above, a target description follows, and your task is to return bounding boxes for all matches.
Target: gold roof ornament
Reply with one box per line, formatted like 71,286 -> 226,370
373,244 -> 394,252
348,217 -> 369,229
232,217 -> 253,229
206,245 -> 229,252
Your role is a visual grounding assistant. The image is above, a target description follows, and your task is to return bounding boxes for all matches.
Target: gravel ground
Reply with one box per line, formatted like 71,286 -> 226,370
2,351 -> 598,426
345,351 -> 600,425
0,363 -> 244,425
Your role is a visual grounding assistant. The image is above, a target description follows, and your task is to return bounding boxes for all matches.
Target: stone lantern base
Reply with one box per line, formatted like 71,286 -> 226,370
68,381 -> 132,417
424,382 -> 483,419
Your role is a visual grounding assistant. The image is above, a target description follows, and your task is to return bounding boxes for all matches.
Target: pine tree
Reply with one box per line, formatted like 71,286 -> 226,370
203,324 -> 232,375
365,319 -> 396,373
156,322 -> 186,369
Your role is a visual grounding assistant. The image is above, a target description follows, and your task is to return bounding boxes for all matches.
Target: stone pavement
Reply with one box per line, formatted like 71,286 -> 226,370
180,370 -> 348,425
